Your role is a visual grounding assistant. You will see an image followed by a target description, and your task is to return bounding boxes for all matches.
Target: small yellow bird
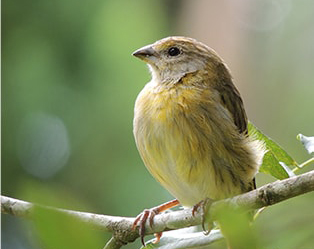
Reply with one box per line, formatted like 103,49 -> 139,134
132,36 -> 264,245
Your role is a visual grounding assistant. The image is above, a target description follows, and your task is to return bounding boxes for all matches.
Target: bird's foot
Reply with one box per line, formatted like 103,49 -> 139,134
132,199 -> 180,246
192,198 -> 213,235
132,207 -> 159,246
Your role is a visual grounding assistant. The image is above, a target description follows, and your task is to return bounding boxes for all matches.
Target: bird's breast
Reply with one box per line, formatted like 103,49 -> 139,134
133,83 -> 223,206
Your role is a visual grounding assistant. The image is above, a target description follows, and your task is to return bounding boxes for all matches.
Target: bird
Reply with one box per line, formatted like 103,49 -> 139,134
132,36 -> 264,246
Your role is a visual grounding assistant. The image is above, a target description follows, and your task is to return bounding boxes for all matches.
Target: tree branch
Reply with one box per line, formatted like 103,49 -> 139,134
2,170 -> 314,248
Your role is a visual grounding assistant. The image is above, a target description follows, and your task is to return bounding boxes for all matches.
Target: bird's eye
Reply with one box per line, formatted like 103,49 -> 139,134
167,47 -> 181,56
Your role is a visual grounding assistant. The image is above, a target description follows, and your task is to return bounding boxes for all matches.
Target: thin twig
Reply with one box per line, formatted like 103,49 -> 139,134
293,157 -> 314,173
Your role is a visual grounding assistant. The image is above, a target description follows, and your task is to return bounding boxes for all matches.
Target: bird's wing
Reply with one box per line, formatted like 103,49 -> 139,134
215,63 -> 248,134
218,82 -> 248,134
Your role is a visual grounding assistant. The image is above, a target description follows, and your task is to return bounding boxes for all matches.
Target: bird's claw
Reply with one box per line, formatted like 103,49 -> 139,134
192,198 -> 213,235
132,208 -> 159,246
132,200 -> 179,246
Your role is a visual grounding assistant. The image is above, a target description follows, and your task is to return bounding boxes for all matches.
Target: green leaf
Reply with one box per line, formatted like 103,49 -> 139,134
259,152 -> 290,179
297,134 -> 314,154
18,180 -> 105,249
248,122 -> 297,179
216,207 -> 258,249
33,206 -> 103,249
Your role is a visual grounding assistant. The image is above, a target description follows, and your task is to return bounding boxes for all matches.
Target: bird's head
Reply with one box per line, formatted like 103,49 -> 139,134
132,36 -> 225,85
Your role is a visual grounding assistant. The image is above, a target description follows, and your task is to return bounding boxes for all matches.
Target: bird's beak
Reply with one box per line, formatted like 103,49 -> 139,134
132,45 -> 156,61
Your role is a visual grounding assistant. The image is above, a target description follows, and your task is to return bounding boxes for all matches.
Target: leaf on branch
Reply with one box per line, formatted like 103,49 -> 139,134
215,207 -> 258,249
33,205 -> 104,249
248,122 -> 298,179
297,134 -> 314,154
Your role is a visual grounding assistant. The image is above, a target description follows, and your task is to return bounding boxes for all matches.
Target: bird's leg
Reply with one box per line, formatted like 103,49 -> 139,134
192,198 -> 213,235
132,199 -> 180,246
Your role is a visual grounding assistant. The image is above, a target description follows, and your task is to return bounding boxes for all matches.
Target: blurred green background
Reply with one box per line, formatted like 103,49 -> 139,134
2,0 -> 314,248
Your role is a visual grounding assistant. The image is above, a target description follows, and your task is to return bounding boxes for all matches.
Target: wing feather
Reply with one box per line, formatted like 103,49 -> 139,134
215,63 -> 248,134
